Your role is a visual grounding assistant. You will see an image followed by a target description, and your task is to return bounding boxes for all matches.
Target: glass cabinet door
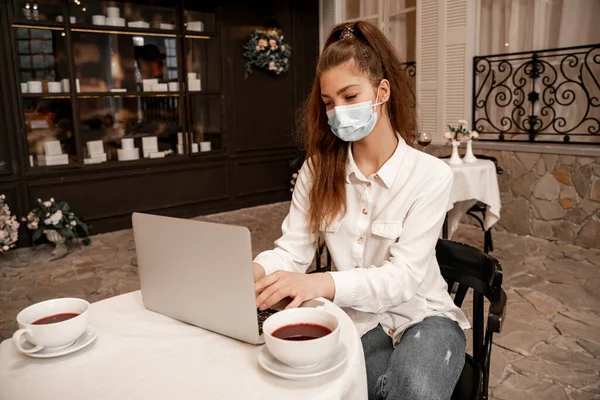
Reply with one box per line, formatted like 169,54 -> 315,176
71,31 -> 179,93
183,3 -> 221,155
69,1 -> 177,30
14,26 -> 75,169
78,95 -> 183,164
183,1 -> 217,34
70,28 -> 183,165
185,36 -> 219,94
0,132 -> 10,174
188,95 -> 221,154
13,0 -> 64,23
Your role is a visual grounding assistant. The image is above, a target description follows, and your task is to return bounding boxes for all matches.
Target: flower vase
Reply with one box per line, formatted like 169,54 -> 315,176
44,229 -> 67,257
463,139 -> 477,163
448,141 -> 463,165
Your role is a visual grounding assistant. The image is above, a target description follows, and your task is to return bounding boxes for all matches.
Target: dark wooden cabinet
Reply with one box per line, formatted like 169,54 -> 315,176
0,0 -> 319,246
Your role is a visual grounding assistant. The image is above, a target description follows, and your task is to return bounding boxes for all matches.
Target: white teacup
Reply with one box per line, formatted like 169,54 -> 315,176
12,298 -> 89,354
263,307 -> 340,369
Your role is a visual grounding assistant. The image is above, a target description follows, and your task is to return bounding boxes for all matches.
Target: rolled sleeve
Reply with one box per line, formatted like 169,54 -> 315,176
329,171 -> 454,312
253,161 -> 318,276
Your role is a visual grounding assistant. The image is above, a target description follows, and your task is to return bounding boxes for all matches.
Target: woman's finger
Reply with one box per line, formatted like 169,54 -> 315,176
254,272 -> 279,295
259,287 -> 289,311
256,280 -> 285,308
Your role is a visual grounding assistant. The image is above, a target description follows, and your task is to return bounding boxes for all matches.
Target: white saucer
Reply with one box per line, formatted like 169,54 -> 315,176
258,341 -> 348,381
22,328 -> 98,359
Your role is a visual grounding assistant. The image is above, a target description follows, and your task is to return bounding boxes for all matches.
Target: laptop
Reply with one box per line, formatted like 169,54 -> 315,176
132,212 -> 279,345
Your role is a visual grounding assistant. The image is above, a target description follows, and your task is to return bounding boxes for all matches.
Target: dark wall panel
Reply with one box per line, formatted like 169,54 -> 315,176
0,183 -> 21,218
235,156 -> 294,197
26,164 -> 229,221
222,0 -> 318,153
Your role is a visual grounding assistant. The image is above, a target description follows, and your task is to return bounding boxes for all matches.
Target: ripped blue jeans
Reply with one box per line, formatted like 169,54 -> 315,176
361,316 -> 466,400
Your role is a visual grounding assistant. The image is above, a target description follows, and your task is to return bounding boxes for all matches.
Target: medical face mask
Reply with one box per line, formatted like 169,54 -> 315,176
326,91 -> 386,142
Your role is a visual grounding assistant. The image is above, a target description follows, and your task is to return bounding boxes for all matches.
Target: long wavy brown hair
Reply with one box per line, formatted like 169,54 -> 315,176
300,21 -> 417,233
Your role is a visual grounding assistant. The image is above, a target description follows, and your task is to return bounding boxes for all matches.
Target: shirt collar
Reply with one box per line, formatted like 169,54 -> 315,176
346,134 -> 407,189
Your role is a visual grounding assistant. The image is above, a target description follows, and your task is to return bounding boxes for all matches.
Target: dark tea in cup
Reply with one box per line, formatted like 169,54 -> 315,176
272,323 -> 332,341
33,313 -> 80,325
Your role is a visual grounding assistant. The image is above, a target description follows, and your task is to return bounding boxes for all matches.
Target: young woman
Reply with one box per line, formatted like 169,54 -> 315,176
253,21 -> 470,400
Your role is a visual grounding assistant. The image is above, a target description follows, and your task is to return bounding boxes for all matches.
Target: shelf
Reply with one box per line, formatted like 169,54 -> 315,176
29,163 -> 79,172
11,23 -> 218,38
76,91 -> 180,98
21,93 -> 70,99
71,24 -> 177,37
189,150 -> 221,157
184,32 -> 217,39
186,90 -> 220,96
12,21 -> 64,31
80,155 -> 188,170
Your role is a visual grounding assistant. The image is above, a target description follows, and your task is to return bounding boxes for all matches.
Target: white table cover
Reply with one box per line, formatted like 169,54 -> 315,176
0,291 -> 368,400
445,159 -> 501,238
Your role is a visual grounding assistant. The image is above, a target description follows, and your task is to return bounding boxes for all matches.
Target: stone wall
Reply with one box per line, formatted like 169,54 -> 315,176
428,145 -> 600,249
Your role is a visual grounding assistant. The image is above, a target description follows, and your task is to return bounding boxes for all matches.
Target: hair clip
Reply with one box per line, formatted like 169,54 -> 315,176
340,27 -> 354,40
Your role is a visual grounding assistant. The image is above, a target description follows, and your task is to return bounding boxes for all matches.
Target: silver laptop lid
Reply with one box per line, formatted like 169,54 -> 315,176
132,212 -> 261,344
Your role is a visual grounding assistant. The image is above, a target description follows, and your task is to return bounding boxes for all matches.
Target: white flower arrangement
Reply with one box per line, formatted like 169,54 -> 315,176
0,194 -> 19,253
23,198 -> 91,246
444,120 -> 479,144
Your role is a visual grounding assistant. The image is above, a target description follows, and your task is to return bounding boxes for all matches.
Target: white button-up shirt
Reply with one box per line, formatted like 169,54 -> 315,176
254,137 -> 470,342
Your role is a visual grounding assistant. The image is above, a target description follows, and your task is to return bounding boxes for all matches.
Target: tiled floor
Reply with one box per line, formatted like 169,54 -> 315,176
1,202 -> 599,399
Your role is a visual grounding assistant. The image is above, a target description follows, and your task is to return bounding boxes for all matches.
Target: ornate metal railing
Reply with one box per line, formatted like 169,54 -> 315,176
473,44 -> 600,144
401,62 -> 416,107
402,61 -> 416,79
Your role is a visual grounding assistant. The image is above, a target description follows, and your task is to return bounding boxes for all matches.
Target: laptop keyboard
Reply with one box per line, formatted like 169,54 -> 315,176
257,309 -> 278,335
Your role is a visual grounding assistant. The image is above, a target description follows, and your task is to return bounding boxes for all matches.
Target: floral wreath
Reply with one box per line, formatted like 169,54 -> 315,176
243,28 -> 292,78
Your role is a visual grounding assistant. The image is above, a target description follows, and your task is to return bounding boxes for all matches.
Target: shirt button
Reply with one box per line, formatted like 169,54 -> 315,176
375,174 -> 380,180
357,237 -> 364,244
388,328 -> 394,335
354,265 -> 360,269
366,182 -> 371,187
362,208 -> 368,215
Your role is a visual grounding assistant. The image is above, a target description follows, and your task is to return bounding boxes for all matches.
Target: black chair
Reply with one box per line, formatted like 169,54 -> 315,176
313,237 -> 332,273
439,154 -> 503,253
436,239 -> 506,400
309,239 -> 507,399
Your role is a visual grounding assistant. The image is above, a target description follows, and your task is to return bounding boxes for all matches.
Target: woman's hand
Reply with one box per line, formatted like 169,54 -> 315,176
255,271 -> 335,310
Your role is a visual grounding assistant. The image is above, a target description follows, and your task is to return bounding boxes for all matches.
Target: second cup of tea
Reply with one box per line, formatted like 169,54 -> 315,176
262,307 -> 340,369
12,298 -> 90,354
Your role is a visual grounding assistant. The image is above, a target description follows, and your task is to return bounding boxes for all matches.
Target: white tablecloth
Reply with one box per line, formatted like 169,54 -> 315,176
0,291 -> 367,400
445,159 -> 501,238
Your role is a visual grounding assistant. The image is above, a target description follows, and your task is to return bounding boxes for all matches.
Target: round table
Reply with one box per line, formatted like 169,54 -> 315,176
0,291 -> 368,400
445,159 -> 501,238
